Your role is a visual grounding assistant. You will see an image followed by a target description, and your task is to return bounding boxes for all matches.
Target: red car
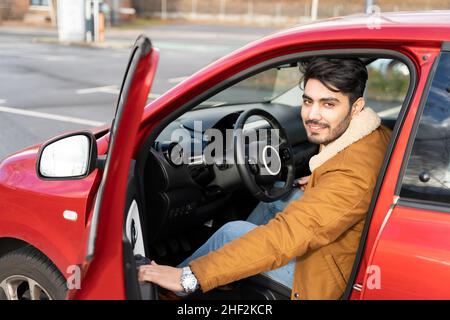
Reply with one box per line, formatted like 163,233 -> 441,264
0,11 -> 450,300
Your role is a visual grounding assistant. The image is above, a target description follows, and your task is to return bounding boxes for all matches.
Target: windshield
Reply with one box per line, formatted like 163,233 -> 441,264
197,63 -> 302,108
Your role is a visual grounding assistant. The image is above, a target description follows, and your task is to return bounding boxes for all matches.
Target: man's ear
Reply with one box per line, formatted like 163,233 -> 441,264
351,97 -> 365,117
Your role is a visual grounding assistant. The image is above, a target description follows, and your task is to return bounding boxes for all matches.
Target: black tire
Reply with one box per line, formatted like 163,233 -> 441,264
0,246 -> 67,300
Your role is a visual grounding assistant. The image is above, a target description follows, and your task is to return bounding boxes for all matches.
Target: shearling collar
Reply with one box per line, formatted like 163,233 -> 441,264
309,107 -> 381,172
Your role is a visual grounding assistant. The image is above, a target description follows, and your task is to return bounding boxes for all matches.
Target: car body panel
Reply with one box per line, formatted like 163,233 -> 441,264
362,205 -> 450,299
0,144 -> 100,272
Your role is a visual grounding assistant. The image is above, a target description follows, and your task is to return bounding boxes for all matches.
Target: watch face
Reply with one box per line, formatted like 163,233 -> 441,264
182,274 -> 198,291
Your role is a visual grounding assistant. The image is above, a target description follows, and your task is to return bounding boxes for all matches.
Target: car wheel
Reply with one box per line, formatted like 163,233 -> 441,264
0,246 -> 67,300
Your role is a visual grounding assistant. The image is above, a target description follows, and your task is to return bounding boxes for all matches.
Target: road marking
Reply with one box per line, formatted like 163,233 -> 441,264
377,106 -> 402,118
76,85 -> 119,95
76,85 -> 162,100
0,106 -> 105,127
168,76 -> 189,84
0,99 -> 6,104
0,51 -> 77,62
148,93 -> 161,99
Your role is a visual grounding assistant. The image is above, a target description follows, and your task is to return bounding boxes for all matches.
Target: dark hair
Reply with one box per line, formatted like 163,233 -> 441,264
299,57 -> 368,106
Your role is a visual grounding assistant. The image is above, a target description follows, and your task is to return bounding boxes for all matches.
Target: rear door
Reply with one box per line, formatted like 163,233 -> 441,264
70,35 -> 159,299
362,47 -> 450,299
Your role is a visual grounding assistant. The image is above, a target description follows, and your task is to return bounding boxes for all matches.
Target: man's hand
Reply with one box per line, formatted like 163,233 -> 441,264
296,175 -> 310,191
138,261 -> 184,293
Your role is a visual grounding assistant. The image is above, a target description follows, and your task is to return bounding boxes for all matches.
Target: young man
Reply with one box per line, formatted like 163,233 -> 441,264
138,57 -> 392,300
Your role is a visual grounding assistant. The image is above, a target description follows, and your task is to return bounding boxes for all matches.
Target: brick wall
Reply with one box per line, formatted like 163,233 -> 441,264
1,0 -> 29,20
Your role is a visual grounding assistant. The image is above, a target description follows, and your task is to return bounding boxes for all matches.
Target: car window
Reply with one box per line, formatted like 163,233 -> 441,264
198,63 -> 301,108
365,59 -> 410,119
199,58 -> 410,117
273,58 -> 410,115
400,51 -> 450,204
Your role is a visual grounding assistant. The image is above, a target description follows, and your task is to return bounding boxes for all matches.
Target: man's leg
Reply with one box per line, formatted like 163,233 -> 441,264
178,220 -> 257,267
262,260 -> 296,288
247,187 -> 303,225
245,187 -> 302,288
178,186 -> 304,288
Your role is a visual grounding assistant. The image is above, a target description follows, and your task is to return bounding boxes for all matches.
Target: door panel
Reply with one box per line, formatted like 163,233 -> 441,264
360,49 -> 450,299
362,205 -> 450,299
70,36 -> 159,299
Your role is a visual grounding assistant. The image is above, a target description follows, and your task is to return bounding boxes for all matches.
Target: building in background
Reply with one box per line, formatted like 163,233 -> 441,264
1,0 -> 134,25
1,0 -> 54,24
2,0 -> 449,27
132,0 -> 450,25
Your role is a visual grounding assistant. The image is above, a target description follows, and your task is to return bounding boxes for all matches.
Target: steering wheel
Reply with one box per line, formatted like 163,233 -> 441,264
233,109 -> 296,202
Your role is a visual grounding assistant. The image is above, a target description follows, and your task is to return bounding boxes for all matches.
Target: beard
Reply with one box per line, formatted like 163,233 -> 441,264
304,111 -> 352,145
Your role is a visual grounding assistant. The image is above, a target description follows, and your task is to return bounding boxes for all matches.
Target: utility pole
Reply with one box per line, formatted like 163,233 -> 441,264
57,0 -> 103,43
311,0 -> 319,21
366,0 -> 375,13
57,0 -> 85,42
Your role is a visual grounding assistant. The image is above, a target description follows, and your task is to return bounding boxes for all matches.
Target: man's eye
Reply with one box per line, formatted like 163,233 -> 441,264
324,103 -> 335,108
303,100 -> 312,105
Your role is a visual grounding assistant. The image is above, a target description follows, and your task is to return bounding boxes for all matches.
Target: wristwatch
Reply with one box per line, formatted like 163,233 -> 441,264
180,266 -> 199,293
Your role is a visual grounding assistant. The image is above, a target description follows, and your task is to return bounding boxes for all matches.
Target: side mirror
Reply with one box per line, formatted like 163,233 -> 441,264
37,132 -> 98,180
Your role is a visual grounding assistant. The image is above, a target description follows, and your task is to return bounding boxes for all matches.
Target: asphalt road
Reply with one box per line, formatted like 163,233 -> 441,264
0,23 -> 276,161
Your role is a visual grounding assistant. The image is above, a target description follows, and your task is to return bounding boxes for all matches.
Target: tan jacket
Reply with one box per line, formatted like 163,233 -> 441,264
190,108 -> 392,300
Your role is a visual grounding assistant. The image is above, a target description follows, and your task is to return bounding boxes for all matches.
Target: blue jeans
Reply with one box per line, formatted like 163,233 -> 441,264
178,187 -> 303,289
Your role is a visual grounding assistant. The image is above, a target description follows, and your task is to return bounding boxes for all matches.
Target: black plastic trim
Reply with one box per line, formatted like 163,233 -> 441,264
123,160 -> 158,300
123,161 -> 141,300
397,198 -> 450,214
110,36 -> 152,147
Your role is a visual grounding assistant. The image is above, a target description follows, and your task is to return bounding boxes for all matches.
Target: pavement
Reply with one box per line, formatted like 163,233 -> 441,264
0,22 -> 278,160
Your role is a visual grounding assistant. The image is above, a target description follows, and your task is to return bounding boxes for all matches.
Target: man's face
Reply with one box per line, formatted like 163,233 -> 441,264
301,78 -> 354,145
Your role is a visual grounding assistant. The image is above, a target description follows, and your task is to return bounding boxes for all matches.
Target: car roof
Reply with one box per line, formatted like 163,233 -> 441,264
265,10 -> 450,44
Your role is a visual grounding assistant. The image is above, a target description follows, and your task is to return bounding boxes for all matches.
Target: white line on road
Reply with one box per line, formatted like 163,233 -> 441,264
0,106 -> 105,127
168,76 -> 189,84
0,51 -> 77,62
76,85 -> 162,100
377,106 -> 402,118
76,85 -> 119,95
149,93 -> 162,99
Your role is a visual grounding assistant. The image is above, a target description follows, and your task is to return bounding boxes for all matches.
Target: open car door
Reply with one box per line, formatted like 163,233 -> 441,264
70,36 -> 159,300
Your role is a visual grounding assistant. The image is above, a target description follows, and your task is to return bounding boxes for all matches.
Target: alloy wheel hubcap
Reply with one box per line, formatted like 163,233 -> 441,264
0,275 -> 52,300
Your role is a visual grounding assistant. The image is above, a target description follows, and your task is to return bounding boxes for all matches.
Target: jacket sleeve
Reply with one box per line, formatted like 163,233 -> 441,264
189,163 -> 373,292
